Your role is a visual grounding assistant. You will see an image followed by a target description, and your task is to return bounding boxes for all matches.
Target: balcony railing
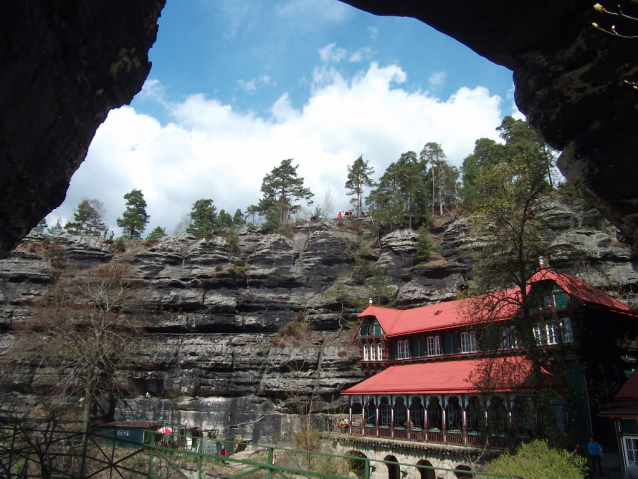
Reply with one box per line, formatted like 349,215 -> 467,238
343,424 -> 511,449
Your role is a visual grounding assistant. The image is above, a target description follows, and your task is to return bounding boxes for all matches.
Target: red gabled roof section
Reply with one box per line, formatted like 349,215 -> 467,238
354,270 -> 635,339
341,358 -> 559,395
528,269 -> 634,314
613,370 -> 638,401
357,289 -> 521,339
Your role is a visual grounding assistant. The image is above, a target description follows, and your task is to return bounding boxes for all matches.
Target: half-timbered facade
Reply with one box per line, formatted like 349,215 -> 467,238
342,268 -> 638,449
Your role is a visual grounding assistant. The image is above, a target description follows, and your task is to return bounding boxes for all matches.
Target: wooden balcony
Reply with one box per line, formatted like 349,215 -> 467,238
343,424 -> 511,450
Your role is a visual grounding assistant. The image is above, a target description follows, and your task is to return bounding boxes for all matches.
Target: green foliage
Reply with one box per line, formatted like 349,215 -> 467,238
366,266 -> 395,305
186,199 -> 217,238
116,190 -> 149,239
232,208 -> 246,228
34,218 -> 47,233
345,155 -> 375,216
217,209 -> 234,228
46,218 -> 65,236
257,159 -> 314,225
146,226 -> 167,240
65,199 -> 108,237
486,440 -> 586,479
421,142 -> 460,215
114,237 -> 125,252
413,225 -> 434,263
224,229 -> 241,255
461,116 -> 557,208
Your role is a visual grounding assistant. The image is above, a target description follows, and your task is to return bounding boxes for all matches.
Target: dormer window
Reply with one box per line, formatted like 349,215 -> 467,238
370,342 -> 376,361
369,325 -> 375,336
363,343 -> 369,361
427,336 -> 441,356
378,343 -> 384,361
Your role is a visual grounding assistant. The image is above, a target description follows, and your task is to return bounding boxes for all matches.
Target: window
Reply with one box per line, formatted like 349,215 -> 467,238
394,398 -> 407,427
546,320 -> 559,345
427,398 -> 442,429
363,343 -> 368,361
500,326 -> 519,350
379,398 -> 391,426
409,398 -> 424,428
561,318 -> 574,343
550,399 -> 566,430
447,397 -> 462,429
370,342 -> 376,360
624,437 -> 638,468
461,332 -> 477,354
398,341 -> 404,360
369,325 -> 375,336
466,397 -> 484,431
378,343 -> 384,361
427,336 -> 441,356
403,340 -> 410,359
533,322 -> 545,345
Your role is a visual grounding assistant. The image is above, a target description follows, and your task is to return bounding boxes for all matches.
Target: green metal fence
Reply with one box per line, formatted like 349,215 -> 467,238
0,423 -> 523,479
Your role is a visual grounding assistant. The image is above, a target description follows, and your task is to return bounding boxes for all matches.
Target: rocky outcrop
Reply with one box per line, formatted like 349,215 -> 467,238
0,0 -> 164,257
340,0 -> 638,249
1,205 -> 637,441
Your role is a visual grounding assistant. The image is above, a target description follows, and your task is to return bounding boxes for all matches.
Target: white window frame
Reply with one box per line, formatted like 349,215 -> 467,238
461,332 -> 470,354
398,341 -> 404,360
427,336 -> 441,357
370,342 -> 376,360
468,331 -> 478,353
546,320 -> 559,345
403,340 -> 410,359
378,343 -> 383,361
533,322 -> 545,345
561,318 -> 574,343
623,436 -> 638,469
500,326 -> 519,350
363,343 -> 369,361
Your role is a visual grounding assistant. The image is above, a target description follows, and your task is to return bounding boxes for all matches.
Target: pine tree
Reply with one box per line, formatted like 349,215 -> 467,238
217,209 -> 233,229
116,190 -> 150,239
186,199 -> 217,238
345,155 -> 375,216
47,218 -> 65,236
258,159 -> 314,225
65,199 -> 107,237
147,226 -> 167,240
33,219 -> 47,233
232,208 -> 246,229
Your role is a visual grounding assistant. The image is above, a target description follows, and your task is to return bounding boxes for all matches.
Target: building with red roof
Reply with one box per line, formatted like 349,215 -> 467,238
340,268 -> 638,452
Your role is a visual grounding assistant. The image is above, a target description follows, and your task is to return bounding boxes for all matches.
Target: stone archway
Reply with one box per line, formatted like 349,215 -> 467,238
454,465 -> 473,478
383,455 -> 400,479
416,459 -> 435,479
345,450 -> 368,478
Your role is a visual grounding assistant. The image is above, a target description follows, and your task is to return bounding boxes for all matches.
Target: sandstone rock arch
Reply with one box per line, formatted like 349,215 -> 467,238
1,0 -> 637,258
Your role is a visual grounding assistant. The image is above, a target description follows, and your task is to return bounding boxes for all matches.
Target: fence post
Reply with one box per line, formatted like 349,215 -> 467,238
79,423 -> 90,479
267,447 -> 273,479
8,420 -> 17,477
148,432 -> 155,478
198,453 -> 203,479
365,458 -> 370,479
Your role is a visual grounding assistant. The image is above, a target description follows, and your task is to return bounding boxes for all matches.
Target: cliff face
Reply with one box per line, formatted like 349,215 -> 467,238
1,201 -> 637,441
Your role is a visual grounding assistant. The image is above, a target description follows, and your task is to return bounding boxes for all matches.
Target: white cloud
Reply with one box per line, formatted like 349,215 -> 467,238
237,75 -> 274,93
349,47 -> 375,63
50,64 -> 505,235
428,71 -> 446,87
367,26 -> 378,39
319,43 -> 347,63
140,79 -> 166,102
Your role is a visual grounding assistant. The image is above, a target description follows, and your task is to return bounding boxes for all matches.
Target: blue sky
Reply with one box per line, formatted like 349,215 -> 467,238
48,0 -> 521,235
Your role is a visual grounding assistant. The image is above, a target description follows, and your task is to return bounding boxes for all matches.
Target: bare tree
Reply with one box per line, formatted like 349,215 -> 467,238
11,263 -> 146,426
322,188 -> 336,218
173,213 -> 192,235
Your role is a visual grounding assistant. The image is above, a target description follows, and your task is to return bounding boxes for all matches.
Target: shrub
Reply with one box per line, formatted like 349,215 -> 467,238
486,440 -> 586,479
413,225 -> 434,263
114,237 -> 125,252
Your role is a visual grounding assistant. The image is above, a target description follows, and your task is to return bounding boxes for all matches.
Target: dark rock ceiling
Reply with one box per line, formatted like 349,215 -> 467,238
0,0 -> 636,257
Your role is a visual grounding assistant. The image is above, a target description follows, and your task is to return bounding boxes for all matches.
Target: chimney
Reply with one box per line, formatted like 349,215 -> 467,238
369,298 -> 373,305
539,256 -> 545,269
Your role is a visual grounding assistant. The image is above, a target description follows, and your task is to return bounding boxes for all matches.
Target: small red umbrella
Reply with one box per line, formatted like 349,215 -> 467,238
156,427 -> 172,434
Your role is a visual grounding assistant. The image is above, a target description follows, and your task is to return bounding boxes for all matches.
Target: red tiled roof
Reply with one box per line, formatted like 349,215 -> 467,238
355,269 -> 634,339
528,269 -> 633,313
341,358 -> 558,396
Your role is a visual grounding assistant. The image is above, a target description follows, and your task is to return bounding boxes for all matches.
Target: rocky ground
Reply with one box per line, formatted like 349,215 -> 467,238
0,199 -> 636,442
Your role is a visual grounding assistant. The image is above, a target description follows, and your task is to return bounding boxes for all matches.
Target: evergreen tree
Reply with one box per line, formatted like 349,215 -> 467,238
420,142 -> 459,215
65,199 -> 107,237
345,155 -> 375,216
147,226 -> 167,240
244,205 -> 260,227
186,199 -> 217,238
257,159 -> 314,225
47,218 -> 65,236
116,190 -> 149,239
217,209 -> 234,229
232,208 -> 246,229
394,151 -> 425,229
33,219 -> 47,233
